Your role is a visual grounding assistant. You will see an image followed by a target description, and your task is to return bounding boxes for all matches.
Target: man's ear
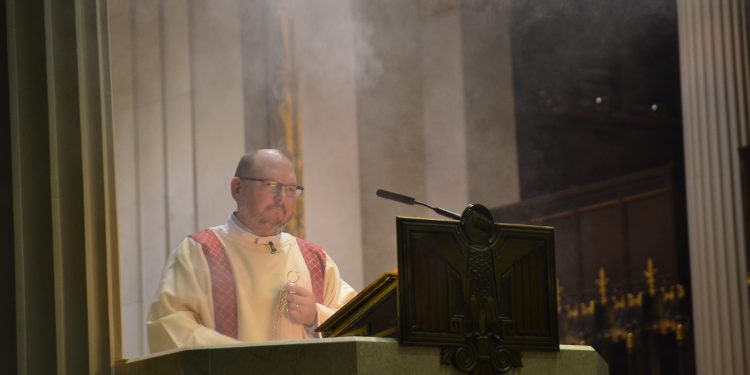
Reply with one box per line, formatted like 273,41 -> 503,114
230,177 -> 242,200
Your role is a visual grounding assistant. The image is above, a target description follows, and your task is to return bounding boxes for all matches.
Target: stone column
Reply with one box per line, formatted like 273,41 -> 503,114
676,0 -> 750,373
459,1 -> 520,208
353,0 -> 431,283
294,0 -> 364,289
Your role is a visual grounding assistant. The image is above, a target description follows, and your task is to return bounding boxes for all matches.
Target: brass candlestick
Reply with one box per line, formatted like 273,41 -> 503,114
644,258 -> 657,296
596,267 -> 609,305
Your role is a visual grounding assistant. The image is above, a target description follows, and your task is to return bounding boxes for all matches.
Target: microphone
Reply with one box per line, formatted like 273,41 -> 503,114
376,189 -> 461,220
268,242 -> 278,253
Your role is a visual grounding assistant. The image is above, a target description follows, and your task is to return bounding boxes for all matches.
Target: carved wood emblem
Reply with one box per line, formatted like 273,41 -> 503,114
397,204 -> 559,374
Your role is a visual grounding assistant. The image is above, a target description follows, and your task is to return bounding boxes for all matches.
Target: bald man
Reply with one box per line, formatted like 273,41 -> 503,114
147,149 -> 357,353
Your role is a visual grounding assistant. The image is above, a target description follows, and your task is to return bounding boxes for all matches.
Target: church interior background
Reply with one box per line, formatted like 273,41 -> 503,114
3,0 -> 749,374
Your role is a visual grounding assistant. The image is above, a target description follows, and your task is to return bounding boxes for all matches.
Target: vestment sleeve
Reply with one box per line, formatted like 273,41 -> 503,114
314,253 -> 358,327
147,237 -> 239,353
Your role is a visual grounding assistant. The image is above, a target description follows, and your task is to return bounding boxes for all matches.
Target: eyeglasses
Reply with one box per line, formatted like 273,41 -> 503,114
237,176 -> 304,197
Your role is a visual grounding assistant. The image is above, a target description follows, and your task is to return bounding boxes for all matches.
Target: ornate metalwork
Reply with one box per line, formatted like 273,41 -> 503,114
627,292 -> 643,308
441,339 -> 522,375
443,205 -> 523,374
579,300 -> 596,317
558,258 -> 691,356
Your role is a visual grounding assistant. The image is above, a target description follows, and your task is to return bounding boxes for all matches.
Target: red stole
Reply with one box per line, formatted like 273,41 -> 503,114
189,229 -> 327,338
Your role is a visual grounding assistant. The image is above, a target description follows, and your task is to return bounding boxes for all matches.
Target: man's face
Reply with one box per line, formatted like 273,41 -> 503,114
232,155 -> 297,236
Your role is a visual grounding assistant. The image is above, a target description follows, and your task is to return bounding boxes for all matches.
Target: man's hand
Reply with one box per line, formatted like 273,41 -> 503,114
284,283 -> 317,327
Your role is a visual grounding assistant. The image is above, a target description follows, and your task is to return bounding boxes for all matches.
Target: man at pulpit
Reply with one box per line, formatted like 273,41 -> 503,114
147,149 -> 357,353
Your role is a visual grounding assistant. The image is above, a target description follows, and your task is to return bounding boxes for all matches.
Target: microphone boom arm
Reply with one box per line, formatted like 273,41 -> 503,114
376,189 -> 461,220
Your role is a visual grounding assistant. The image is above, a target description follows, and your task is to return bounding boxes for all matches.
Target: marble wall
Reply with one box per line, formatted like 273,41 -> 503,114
110,0 -> 246,357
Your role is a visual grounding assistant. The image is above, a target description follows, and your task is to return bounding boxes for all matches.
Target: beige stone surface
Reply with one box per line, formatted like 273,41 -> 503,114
117,337 -> 608,375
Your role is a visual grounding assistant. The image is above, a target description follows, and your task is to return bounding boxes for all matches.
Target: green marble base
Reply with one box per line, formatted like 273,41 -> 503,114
115,337 -> 608,375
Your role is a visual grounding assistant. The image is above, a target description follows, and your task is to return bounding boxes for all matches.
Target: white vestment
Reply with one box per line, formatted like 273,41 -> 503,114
147,214 -> 357,353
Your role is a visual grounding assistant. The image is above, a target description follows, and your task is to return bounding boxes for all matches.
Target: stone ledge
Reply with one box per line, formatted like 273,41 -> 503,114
116,337 -> 608,375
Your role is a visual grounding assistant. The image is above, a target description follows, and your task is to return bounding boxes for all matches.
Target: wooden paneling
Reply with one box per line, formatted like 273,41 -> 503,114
579,202 -> 627,289
492,165 -> 692,375
539,214 -> 581,296
625,190 -> 678,283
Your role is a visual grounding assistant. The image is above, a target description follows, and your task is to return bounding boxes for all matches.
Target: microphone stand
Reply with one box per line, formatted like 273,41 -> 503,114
376,189 -> 461,220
